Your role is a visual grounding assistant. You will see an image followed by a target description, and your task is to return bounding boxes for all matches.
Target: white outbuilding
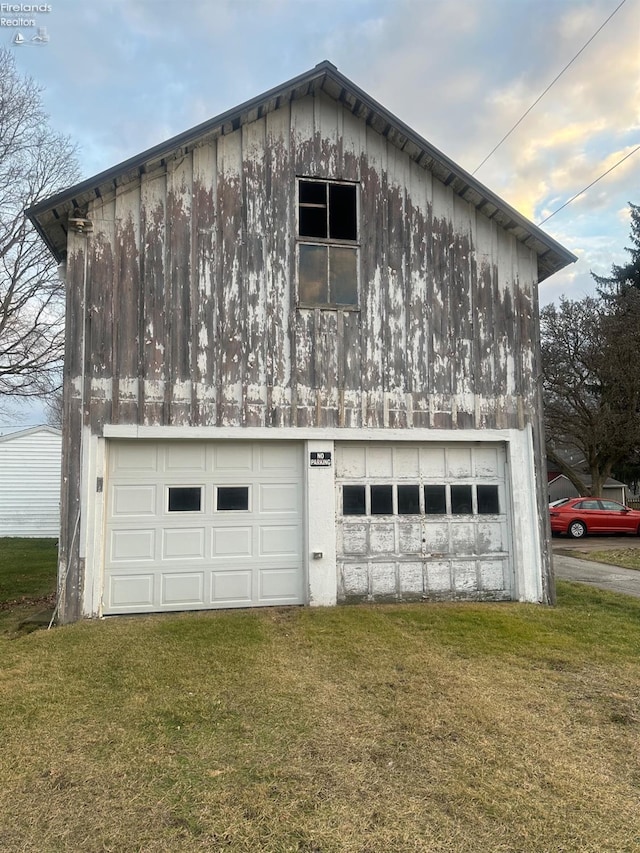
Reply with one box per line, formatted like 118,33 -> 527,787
0,425 -> 62,537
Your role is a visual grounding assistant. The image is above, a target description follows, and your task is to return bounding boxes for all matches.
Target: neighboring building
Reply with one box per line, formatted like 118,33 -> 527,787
0,425 -> 62,537
548,473 -> 627,505
27,62 -> 576,623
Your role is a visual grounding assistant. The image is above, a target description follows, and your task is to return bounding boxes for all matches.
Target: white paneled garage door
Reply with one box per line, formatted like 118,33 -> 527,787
103,441 -> 304,614
336,442 -> 513,602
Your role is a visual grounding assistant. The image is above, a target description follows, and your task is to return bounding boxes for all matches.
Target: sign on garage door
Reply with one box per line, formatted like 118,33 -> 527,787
103,441 -> 304,614
335,443 -> 513,602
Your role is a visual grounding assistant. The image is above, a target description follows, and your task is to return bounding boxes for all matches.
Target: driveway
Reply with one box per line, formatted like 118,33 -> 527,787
552,536 -> 640,598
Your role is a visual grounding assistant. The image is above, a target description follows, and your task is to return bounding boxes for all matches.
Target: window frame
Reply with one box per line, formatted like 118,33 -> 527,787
296,177 -> 360,311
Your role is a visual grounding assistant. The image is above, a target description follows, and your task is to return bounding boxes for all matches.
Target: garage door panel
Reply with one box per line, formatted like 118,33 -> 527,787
259,525 -> 301,557
474,447 -> 500,478
211,570 -> 252,603
108,573 -> 155,609
112,484 -> 157,516
110,529 -> 155,562
214,444 -> 254,472
259,482 -> 299,513
425,561 -> 451,592
450,524 -> 475,553
161,572 -> 205,606
212,526 -> 253,557
259,444 -> 302,475
162,528 -> 205,560
259,568 -> 302,600
165,444 -> 207,472
104,440 -> 304,615
452,561 -> 478,591
477,522 -> 506,554
447,447 -> 472,478
480,560 -> 507,590
423,523 -> 449,551
111,442 -> 158,473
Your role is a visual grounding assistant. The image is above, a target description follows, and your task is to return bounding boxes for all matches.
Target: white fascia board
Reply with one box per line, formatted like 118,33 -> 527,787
103,425 -> 521,444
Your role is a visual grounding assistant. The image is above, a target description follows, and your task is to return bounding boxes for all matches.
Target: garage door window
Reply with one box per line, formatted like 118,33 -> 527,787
168,486 -> 202,513
424,485 -> 447,515
398,485 -> 420,515
216,486 -> 249,511
477,485 -> 500,514
343,485 -> 366,515
342,483 -> 500,516
371,485 -> 393,515
451,485 -> 473,515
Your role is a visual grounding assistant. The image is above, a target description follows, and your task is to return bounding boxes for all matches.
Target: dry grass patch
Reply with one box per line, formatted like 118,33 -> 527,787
1,584 -> 639,852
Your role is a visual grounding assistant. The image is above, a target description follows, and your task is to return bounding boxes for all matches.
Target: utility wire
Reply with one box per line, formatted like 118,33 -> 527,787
472,0 -> 628,176
537,143 -> 640,225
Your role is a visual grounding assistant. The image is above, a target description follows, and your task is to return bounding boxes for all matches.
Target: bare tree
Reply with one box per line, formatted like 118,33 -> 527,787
0,48 -> 79,400
541,294 -> 640,496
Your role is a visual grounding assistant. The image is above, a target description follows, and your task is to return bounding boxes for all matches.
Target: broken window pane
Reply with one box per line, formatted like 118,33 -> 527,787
371,485 -> 393,515
329,183 -> 357,240
299,244 -> 328,303
477,485 -> 499,514
343,485 -> 366,515
329,246 -> 358,305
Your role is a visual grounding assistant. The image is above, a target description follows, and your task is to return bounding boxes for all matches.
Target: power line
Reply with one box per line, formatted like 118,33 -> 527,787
537,144 -> 640,225
472,0 -> 628,176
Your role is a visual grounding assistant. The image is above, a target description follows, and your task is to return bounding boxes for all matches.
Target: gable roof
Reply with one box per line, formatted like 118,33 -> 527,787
27,60 -> 576,281
547,473 -> 626,489
0,424 -> 61,444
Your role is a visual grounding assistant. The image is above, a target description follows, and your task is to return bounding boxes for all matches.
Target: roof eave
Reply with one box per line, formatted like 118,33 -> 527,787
26,60 -> 577,277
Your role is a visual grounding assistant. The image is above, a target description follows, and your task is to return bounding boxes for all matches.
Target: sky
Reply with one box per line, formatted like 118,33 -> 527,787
3,0 -> 639,425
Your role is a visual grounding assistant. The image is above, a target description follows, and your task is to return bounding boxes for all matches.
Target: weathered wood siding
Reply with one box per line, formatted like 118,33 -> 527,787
64,91 -> 540,436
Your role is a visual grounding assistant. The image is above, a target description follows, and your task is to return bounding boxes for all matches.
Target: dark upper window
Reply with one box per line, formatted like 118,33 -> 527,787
298,179 -> 358,307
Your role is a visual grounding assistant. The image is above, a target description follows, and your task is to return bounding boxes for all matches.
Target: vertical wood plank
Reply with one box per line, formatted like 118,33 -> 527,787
114,182 -> 141,424
217,128 -> 244,425
192,141 -> 217,425
243,117 -> 267,427
166,154 -> 193,425
140,170 -> 166,425
265,104 -> 292,426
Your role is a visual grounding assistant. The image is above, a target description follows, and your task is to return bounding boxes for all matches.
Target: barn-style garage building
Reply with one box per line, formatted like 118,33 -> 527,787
27,61 -> 575,623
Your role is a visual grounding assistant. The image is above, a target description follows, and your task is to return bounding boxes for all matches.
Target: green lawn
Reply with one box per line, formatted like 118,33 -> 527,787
0,543 -> 639,852
0,537 -> 57,633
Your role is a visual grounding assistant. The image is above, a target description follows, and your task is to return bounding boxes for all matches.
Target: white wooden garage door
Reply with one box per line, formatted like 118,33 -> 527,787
336,442 -> 513,602
103,441 -> 304,614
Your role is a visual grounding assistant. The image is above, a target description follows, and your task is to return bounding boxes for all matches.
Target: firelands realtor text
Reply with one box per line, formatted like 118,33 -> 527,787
1,3 -> 50,26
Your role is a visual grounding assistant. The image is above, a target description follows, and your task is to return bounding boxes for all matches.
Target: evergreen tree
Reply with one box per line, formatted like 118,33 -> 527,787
592,202 -> 640,296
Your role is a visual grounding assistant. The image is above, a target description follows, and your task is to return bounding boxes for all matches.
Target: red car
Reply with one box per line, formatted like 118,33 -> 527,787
549,497 -> 640,538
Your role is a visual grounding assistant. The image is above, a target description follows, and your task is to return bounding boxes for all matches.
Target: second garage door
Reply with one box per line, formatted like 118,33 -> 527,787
103,440 -> 304,615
